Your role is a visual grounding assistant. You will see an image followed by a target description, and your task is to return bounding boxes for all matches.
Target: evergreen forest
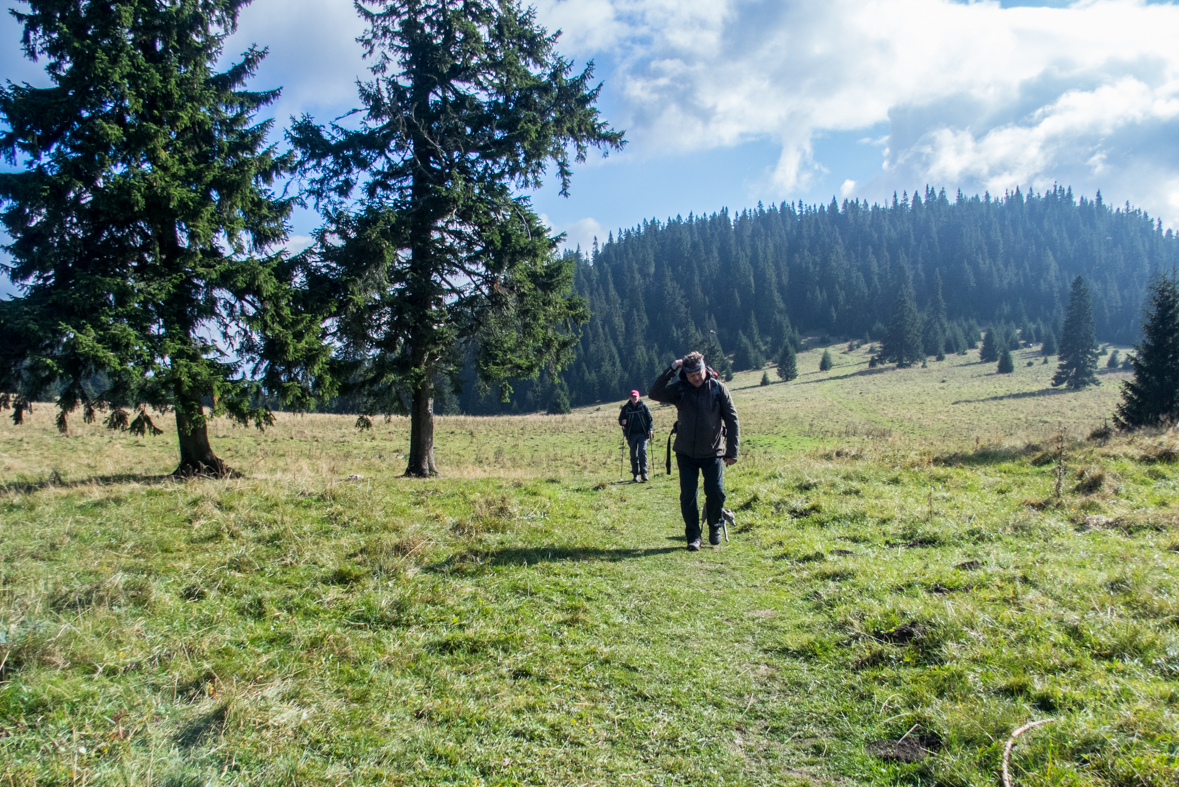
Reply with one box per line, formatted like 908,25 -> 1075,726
457,186 -> 1179,414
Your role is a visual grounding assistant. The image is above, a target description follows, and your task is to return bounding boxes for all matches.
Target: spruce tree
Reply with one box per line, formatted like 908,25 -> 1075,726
0,0 -> 329,476
1115,273 -> 1179,429
979,330 -> 999,363
291,0 -> 622,475
760,371 -> 771,386
819,349 -> 834,371
547,382 -> 572,415
881,278 -> 923,367
1041,329 -> 1058,356
997,348 -> 1014,374
922,271 -> 948,357
776,342 -> 798,381
734,331 -> 763,371
1052,276 -> 1100,389
1106,349 -> 1120,369
703,329 -> 733,378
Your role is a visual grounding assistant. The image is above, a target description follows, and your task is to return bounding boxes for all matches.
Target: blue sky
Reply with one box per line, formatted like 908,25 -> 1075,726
5,0 -> 1179,289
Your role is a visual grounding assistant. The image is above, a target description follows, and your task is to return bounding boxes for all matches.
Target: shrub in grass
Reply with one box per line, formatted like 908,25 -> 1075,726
820,349 -> 834,371
997,348 -> 1015,373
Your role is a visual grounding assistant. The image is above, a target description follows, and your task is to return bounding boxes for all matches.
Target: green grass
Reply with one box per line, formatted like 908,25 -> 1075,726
1,349 -> 1177,786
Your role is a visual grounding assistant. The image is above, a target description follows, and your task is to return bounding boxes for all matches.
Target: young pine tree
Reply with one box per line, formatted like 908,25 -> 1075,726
819,349 -> 834,371
733,331 -> 764,371
547,382 -> 572,415
776,342 -> 798,381
997,348 -> 1015,374
922,270 -> 948,358
1041,329 -> 1058,356
1107,349 -> 1121,369
979,330 -> 1000,363
1115,273 -> 1179,429
0,0 -> 330,477
1052,276 -> 1100,390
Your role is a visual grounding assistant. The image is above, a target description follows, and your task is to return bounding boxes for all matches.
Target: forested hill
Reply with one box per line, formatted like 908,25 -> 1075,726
457,185 -> 1179,414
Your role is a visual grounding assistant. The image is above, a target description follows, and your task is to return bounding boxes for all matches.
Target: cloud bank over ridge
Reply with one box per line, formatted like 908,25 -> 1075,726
535,0 -> 1179,223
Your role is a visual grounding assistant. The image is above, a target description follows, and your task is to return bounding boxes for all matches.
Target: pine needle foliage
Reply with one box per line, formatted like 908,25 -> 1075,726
0,0 -> 331,477
290,0 -> 623,476
1115,272 -> 1179,429
979,330 -> 1000,363
881,277 -> 923,368
997,348 -> 1014,374
775,342 -> 798,381
1052,276 -> 1100,390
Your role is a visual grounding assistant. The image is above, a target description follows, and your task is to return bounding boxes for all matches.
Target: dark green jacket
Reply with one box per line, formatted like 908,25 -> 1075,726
648,366 -> 739,459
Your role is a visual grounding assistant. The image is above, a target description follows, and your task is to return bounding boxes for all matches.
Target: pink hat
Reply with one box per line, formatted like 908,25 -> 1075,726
630,390 -> 640,397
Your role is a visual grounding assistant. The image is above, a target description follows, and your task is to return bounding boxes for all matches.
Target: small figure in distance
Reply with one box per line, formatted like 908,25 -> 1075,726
618,389 -> 654,483
648,351 -> 740,551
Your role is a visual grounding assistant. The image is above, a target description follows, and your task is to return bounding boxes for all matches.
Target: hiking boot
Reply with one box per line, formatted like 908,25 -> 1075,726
640,473 -> 648,483
686,539 -> 701,552
633,474 -> 640,483
708,524 -> 722,545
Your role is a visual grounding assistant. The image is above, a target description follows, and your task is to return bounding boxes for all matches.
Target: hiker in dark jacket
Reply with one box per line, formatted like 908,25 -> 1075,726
648,351 -> 740,551
619,390 -> 654,482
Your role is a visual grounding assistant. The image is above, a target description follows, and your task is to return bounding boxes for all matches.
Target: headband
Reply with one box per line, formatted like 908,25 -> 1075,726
682,357 -> 705,373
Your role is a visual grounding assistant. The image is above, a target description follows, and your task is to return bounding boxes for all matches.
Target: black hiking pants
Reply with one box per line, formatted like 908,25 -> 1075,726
676,453 -> 725,544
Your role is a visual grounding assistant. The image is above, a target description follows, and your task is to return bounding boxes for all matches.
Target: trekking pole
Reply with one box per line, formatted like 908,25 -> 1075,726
620,435 -> 625,482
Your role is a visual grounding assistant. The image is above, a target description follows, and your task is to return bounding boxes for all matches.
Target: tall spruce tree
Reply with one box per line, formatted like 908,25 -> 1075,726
291,0 -> 623,476
881,277 -> 923,367
0,0 -> 329,476
1052,276 -> 1100,389
1115,272 -> 1179,428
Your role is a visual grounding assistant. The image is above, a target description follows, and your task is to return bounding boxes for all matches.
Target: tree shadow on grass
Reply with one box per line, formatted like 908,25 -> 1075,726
428,544 -> 682,572
0,473 -> 173,494
950,387 -> 1070,405
175,702 -> 229,748
785,366 -> 891,387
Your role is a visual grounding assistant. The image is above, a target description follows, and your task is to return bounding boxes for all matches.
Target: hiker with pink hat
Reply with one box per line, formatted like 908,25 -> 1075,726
618,389 -> 654,482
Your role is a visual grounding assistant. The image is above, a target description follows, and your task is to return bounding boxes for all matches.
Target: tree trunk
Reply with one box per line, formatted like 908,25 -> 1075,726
405,377 -> 437,477
173,404 -> 236,478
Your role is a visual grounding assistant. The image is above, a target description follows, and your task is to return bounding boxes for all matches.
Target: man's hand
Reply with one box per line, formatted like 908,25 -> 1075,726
723,457 -> 737,467
647,430 -> 653,438
672,358 -> 683,370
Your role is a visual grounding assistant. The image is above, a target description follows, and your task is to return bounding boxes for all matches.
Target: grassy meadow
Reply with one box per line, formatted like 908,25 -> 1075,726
1,344 -> 1177,786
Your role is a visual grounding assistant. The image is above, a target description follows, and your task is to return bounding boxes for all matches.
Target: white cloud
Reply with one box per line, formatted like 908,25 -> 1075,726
554,217 -> 606,254
840,179 -> 857,198
530,0 -> 1179,222
229,0 -> 367,122
283,235 -> 315,256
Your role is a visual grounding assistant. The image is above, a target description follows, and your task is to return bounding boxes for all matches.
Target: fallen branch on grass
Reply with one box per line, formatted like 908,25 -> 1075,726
1002,718 -> 1055,787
